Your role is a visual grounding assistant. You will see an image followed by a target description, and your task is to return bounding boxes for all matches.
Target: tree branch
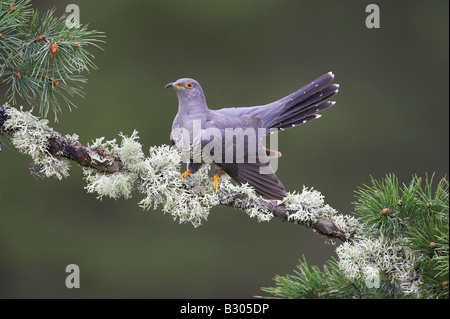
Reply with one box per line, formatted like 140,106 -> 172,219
1,104 -> 354,241
218,191 -> 347,241
47,134 -> 123,174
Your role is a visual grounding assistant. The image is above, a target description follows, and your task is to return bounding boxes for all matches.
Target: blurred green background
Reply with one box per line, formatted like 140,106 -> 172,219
0,0 -> 448,298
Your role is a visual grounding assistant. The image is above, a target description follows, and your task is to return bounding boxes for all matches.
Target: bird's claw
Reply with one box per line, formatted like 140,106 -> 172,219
179,169 -> 192,179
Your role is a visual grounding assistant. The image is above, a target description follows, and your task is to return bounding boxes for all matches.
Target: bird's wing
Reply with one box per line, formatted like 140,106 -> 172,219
215,153 -> 287,200
202,116 -> 286,200
214,72 -> 338,134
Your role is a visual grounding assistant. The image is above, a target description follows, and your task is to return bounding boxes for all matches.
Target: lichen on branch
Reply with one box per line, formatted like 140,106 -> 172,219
1,103 -> 70,178
0,103 -> 355,239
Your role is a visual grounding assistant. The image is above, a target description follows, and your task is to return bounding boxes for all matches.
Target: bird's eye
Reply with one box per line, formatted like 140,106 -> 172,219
186,82 -> 193,89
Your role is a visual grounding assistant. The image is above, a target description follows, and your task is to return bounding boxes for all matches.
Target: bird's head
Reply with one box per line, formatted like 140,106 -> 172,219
165,78 -> 206,103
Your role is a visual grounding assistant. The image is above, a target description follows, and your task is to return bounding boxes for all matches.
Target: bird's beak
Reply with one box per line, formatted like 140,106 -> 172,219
165,82 -> 185,90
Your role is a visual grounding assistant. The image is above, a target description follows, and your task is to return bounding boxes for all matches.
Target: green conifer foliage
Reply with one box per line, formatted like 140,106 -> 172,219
261,174 -> 449,299
0,0 -> 103,120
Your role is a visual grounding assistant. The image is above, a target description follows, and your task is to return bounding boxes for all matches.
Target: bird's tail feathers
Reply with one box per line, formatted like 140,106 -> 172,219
266,72 -> 339,133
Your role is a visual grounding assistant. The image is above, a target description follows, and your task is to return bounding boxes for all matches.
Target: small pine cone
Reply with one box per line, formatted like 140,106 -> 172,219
380,208 -> 390,216
49,43 -> 59,57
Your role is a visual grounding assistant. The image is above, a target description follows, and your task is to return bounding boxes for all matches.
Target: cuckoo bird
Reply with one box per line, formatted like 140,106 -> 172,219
166,72 -> 339,200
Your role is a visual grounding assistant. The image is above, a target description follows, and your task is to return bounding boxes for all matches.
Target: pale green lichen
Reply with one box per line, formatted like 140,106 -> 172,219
326,214 -> 363,240
84,171 -> 136,200
138,145 -> 219,227
82,131 -> 145,200
336,237 -> 421,296
116,131 -> 147,175
279,187 -> 362,240
2,104 -> 70,179
65,133 -> 79,141
83,138 -> 220,226
282,187 -> 329,226
218,180 -> 274,222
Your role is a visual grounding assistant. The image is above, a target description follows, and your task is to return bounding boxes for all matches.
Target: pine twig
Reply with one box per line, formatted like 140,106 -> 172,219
0,0 -> 104,119
0,75 -> 12,85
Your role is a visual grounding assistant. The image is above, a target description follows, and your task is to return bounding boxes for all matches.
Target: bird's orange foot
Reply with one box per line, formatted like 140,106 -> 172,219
179,169 -> 192,179
212,173 -> 220,193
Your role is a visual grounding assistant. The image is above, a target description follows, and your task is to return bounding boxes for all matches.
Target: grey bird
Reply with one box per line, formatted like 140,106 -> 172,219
166,72 -> 339,200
